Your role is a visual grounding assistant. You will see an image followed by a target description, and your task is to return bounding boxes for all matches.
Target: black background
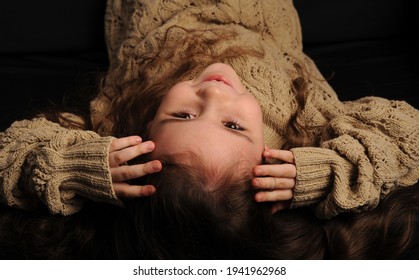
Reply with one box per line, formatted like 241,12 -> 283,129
1,0 -> 418,131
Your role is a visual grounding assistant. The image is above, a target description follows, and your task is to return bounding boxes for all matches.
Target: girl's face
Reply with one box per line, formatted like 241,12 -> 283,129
148,63 -> 265,168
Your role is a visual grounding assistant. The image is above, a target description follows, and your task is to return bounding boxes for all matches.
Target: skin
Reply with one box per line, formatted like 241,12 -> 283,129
109,63 -> 296,213
253,148 -> 296,213
108,136 -> 162,198
148,63 -> 265,168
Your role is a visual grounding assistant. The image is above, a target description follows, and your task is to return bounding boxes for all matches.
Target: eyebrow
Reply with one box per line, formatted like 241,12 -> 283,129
159,118 -> 254,144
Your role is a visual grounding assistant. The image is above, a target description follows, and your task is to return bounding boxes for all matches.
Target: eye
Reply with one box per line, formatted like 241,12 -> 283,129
172,111 -> 196,119
224,121 -> 245,131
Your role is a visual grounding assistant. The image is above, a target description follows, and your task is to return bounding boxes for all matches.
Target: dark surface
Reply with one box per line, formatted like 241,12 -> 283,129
294,0 -> 418,105
1,0 -> 418,131
0,0 -> 108,130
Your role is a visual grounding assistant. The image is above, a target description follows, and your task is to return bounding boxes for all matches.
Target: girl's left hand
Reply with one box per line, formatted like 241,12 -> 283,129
252,148 -> 296,214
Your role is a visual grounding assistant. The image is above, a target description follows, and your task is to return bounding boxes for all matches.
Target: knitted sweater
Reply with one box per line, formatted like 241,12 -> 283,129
95,0 -> 419,218
1,0 -> 418,218
0,115 -> 121,215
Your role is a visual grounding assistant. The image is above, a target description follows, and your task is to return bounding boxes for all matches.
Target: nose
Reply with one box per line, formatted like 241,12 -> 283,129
198,84 -> 235,102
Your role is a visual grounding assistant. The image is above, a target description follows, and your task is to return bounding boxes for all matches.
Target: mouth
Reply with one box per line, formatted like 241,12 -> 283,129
203,74 -> 232,87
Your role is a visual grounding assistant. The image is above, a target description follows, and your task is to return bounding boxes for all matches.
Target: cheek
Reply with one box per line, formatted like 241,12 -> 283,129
147,135 -> 175,161
237,141 -> 264,164
147,122 -> 172,154
147,122 -> 158,140
148,125 -> 192,158
240,97 -> 263,118
251,103 -> 263,121
148,127 -> 171,148
164,82 -> 193,102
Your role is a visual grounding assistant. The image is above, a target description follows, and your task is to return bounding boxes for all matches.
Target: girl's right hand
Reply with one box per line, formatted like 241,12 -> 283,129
108,136 -> 162,199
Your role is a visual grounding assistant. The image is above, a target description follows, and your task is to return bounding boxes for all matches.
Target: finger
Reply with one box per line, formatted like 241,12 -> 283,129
113,182 -> 156,199
252,177 -> 295,190
254,189 -> 293,203
253,163 -> 296,178
109,136 -> 142,152
109,141 -> 156,166
271,201 -> 291,214
111,160 -> 162,181
263,149 -> 295,163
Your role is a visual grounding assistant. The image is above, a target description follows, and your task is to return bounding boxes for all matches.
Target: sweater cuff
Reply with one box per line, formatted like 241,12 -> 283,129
29,136 -> 122,215
290,147 -> 335,208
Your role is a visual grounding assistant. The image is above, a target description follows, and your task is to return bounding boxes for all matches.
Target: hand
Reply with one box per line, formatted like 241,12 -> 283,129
252,148 -> 296,214
109,136 -> 162,199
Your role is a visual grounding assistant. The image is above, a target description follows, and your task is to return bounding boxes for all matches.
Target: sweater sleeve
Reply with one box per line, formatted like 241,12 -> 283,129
0,117 -> 122,215
290,97 -> 419,219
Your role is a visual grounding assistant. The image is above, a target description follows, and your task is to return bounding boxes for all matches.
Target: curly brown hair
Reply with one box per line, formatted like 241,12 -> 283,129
4,27 -> 417,260
93,27 -> 316,149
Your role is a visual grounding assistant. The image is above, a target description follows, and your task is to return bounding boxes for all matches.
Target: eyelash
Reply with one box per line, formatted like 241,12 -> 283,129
223,117 -> 245,131
172,111 -> 196,119
172,111 -> 245,131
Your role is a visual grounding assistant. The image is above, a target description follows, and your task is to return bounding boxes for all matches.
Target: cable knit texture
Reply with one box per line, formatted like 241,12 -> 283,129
1,0 -> 418,218
0,117 -> 121,215
91,0 -> 343,143
89,0 -> 419,218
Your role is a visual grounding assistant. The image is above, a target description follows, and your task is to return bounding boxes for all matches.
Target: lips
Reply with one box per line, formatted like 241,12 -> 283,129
203,74 -> 232,87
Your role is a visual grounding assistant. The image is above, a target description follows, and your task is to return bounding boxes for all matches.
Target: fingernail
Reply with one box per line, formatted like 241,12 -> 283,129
252,178 -> 260,187
146,185 -> 156,195
254,168 -> 262,176
255,193 -> 264,202
263,151 -> 271,157
152,161 -> 162,171
148,142 -> 155,150
134,137 -> 142,144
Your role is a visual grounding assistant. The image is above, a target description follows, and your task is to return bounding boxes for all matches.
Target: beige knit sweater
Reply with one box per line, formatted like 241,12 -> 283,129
1,0 -> 418,218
